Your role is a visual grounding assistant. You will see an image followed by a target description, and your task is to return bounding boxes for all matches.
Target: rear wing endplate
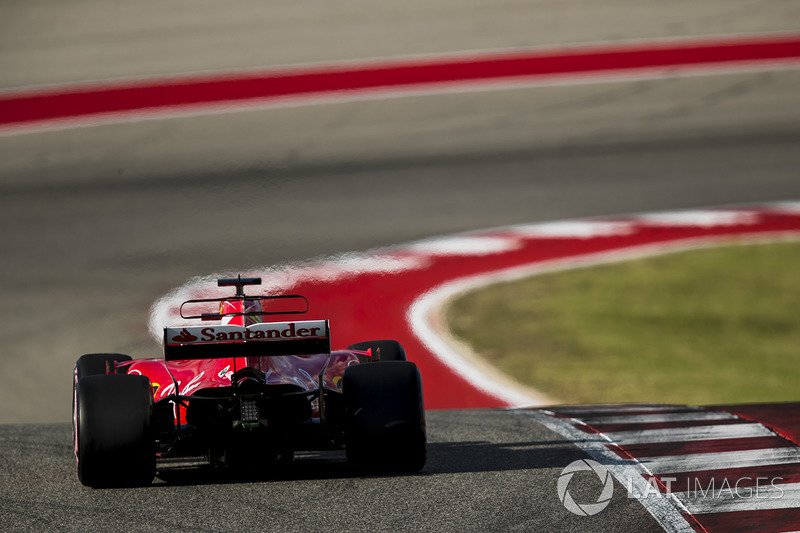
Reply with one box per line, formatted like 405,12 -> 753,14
163,320 -> 330,361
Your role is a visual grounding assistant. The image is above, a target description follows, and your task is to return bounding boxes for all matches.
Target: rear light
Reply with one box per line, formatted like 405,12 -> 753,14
240,399 -> 259,428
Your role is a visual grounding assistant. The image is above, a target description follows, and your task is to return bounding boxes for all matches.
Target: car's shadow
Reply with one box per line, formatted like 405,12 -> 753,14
153,437 -> 613,486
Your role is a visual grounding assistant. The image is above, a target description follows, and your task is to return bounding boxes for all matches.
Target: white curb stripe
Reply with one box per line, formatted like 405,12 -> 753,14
674,481 -> 800,515
509,221 -> 635,238
641,449 -> 800,474
767,202 -> 800,214
407,235 -> 520,256
556,405 -> 698,415
606,423 -> 774,445
635,210 -> 760,227
581,411 -> 737,425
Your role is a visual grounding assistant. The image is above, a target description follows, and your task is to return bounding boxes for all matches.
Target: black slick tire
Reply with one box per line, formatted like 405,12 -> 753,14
344,361 -> 426,473
74,374 -> 155,488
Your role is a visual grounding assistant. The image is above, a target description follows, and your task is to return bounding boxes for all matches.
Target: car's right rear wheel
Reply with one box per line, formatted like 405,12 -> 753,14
343,361 -> 426,473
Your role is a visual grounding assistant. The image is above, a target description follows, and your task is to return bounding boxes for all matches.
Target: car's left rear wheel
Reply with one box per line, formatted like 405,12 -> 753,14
74,374 -> 155,488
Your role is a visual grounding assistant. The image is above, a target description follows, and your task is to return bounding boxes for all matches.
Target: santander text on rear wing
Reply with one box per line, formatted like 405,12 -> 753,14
163,320 -> 330,361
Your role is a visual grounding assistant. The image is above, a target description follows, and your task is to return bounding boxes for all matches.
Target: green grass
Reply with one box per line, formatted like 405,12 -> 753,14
445,241 -> 800,405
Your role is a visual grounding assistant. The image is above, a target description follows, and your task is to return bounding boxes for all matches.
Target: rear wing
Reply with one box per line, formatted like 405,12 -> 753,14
163,320 -> 330,361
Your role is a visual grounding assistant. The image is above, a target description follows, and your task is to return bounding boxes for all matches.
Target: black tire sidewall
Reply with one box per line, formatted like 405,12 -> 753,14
343,361 -> 426,472
75,374 -> 154,487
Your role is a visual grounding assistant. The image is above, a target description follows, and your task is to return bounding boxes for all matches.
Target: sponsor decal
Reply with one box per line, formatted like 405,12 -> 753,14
180,372 -> 205,395
160,382 -> 177,398
166,321 -> 327,345
217,365 -> 233,381
198,324 -> 322,342
172,328 -> 198,343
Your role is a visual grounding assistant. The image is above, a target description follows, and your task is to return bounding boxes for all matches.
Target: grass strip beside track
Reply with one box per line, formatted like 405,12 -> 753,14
446,241 -> 800,405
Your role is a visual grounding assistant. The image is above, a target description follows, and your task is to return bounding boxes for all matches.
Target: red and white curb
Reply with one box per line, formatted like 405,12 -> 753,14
528,403 -> 800,532
149,201 -> 800,531
151,201 -> 800,410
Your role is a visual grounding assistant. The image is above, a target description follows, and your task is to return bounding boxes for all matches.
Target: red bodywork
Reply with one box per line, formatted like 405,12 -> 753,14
119,297 -> 363,426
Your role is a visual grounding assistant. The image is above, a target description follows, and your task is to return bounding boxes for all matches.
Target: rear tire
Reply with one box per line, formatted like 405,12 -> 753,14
74,374 -> 155,488
344,361 -> 426,473
346,340 -> 407,362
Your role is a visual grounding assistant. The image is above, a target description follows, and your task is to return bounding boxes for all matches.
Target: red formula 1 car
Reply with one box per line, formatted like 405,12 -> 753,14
72,276 -> 426,487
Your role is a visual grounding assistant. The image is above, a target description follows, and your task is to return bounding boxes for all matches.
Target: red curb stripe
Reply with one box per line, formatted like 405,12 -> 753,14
711,403 -> 800,448
1,34 -> 799,131
682,507 -> 800,533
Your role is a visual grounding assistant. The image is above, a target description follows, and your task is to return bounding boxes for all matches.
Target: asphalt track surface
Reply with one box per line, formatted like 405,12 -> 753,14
2,1 -> 800,531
